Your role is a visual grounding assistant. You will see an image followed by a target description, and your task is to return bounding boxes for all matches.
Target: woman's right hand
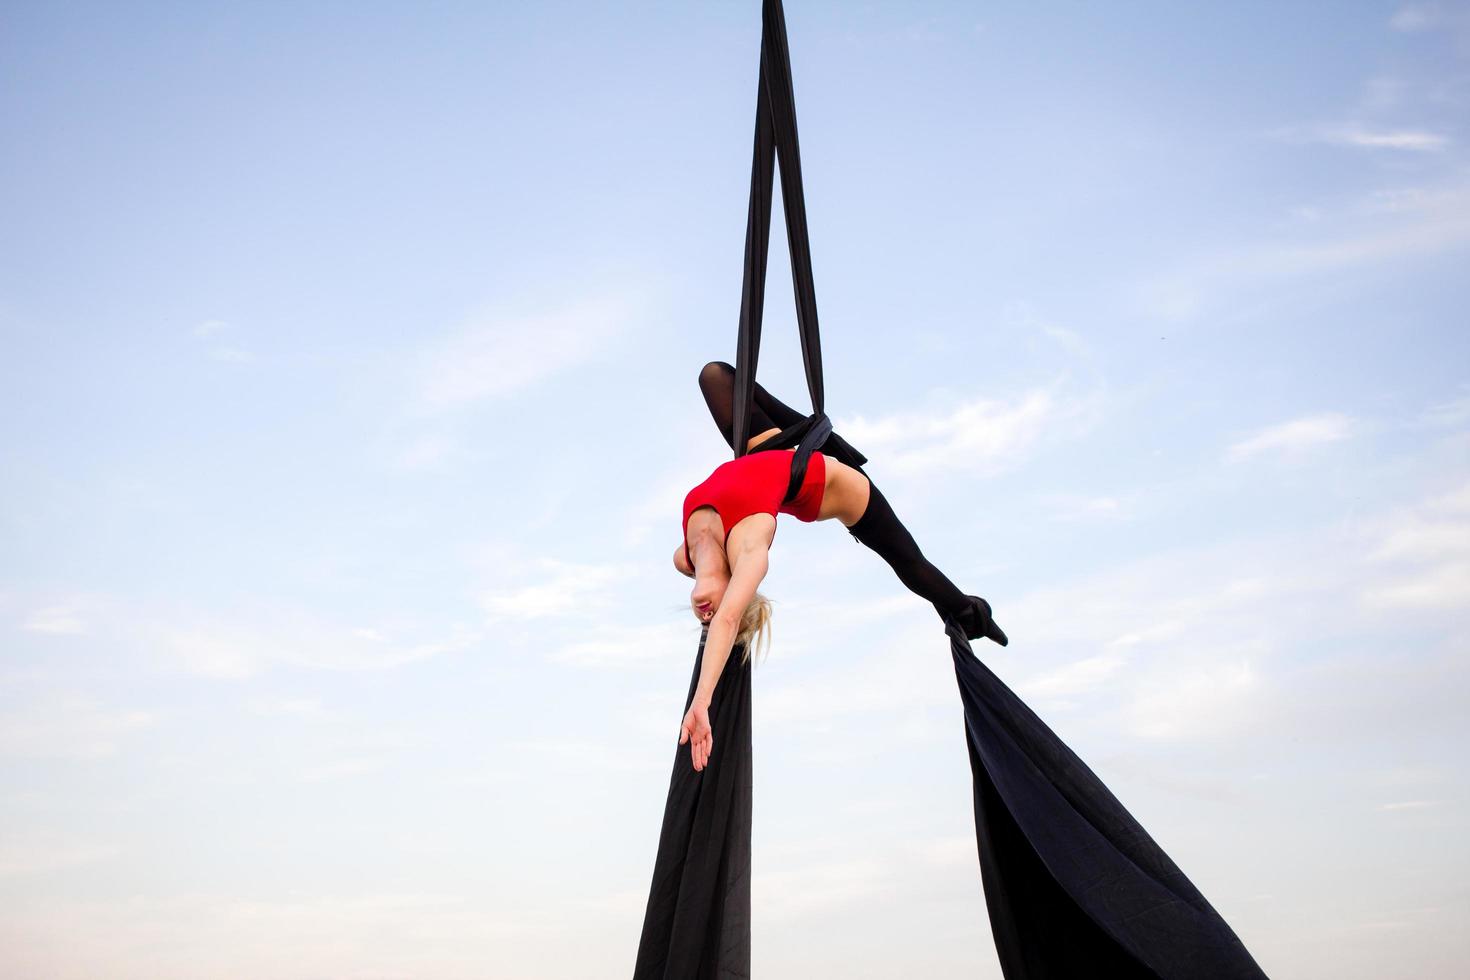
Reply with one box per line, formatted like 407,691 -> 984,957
678,698 -> 713,771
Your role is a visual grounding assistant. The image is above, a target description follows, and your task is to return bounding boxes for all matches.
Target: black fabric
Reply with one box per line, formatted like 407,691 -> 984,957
726,0 -> 866,502
634,2 -> 1268,977
632,625 -> 753,980
942,613 -> 1269,979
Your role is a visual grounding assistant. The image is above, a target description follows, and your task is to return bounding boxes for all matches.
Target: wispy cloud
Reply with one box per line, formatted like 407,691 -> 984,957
208,346 -> 255,363
835,381 -> 1095,480
1390,1 -> 1470,45
1362,560 -> 1470,609
244,695 -> 333,719
985,474 -> 1470,745
147,613 -> 481,678
1137,179 -> 1470,319
480,558 -> 636,623
1362,478 -> 1470,609
1272,123 -> 1451,152
1016,651 -> 1128,702
1044,493 -> 1128,523
1124,653 -> 1262,739
0,695 -> 155,760
190,319 -> 254,362
1333,128 -> 1450,151
413,291 -> 644,413
1417,393 -> 1470,428
22,605 -> 88,635
544,619 -> 695,667
391,431 -> 464,472
0,836 -> 120,876
1226,412 -> 1355,461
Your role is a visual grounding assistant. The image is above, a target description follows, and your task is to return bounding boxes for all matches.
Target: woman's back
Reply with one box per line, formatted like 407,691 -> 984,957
682,450 -> 827,565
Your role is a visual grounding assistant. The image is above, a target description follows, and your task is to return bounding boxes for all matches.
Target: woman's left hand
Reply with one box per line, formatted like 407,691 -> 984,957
678,698 -> 713,771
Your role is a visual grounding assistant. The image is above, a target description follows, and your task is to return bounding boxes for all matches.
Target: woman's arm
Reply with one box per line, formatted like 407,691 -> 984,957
680,544 -> 769,771
693,545 -> 769,706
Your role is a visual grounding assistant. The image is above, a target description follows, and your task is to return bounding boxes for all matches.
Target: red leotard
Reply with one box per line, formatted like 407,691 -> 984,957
682,450 -> 827,568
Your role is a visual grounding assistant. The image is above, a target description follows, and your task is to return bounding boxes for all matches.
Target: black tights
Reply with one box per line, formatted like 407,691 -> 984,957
697,360 -> 971,619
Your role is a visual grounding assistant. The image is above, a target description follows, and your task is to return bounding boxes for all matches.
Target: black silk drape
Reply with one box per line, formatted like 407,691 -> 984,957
943,615 -> 1268,979
632,3 -> 1268,977
632,627 -> 753,979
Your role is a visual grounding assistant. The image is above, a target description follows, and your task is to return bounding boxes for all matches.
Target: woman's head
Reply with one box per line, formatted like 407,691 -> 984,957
674,536 -> 773,666
682,534 -> 731,625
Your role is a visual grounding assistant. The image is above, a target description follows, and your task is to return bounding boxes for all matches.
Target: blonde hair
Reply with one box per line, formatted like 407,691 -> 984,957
734,591 -> 773,666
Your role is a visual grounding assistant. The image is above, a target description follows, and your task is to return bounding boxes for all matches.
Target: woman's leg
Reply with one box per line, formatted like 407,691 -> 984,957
845,478 -> 970,618
699,359 -> 1004,642
698,360 -> 808,452
849,479 -> 1007,644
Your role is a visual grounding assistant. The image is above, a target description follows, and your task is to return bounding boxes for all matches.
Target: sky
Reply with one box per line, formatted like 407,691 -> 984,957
1,1 -> 1467,977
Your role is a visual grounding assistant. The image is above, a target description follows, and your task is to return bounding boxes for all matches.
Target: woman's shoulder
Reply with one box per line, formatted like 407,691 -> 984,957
726,512 -> 776,554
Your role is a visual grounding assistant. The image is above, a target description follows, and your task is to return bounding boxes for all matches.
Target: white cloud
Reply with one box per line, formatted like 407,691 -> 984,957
1417,393 -> 1470,428
1319,126 -> 1449,151
0,696 -> 155,760
414,291 -> 643,412
148,614 -> 481,678
834,383 -> 1088,480
1360,75 -> 1409,111
1138,179 -> 1470,319
208,346 -> 255,363
1016,651 -> 1128,701
1045,493 -> 1127,523
1370,516 -> 1470,562
500,736 -> 664,775
754,856 -> 892,919
1362,560 -> 1470,609
22,605 -> 88,635
544,618 -> 695,667
244,696 -> 331,719
392,431 -> 463,471
296,757 -> 384,782
1124,653 -> 1262,739
190,319 -> 254,361
1430,480 -> 1470,513
480,558 -> 636,622
982,474 -> 1470,746
1226,412 -> 1355,461
1390,2 -> 1470,39
1361,478 -> 1470,609
1266,121 -> 1451,152
0,891 -> 545,979
0,836 -> 120,876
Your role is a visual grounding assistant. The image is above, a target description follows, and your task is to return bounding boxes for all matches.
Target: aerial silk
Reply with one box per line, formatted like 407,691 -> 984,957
632,2 -> 1268,977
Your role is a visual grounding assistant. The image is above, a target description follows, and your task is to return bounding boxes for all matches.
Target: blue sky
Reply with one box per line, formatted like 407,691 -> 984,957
2,1 -> 1467,977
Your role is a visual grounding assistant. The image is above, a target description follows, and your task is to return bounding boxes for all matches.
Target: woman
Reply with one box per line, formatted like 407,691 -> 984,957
675,361 -> 1006,771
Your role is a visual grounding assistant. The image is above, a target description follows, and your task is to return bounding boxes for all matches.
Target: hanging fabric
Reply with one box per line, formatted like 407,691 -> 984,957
633,2 -> 1269,976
